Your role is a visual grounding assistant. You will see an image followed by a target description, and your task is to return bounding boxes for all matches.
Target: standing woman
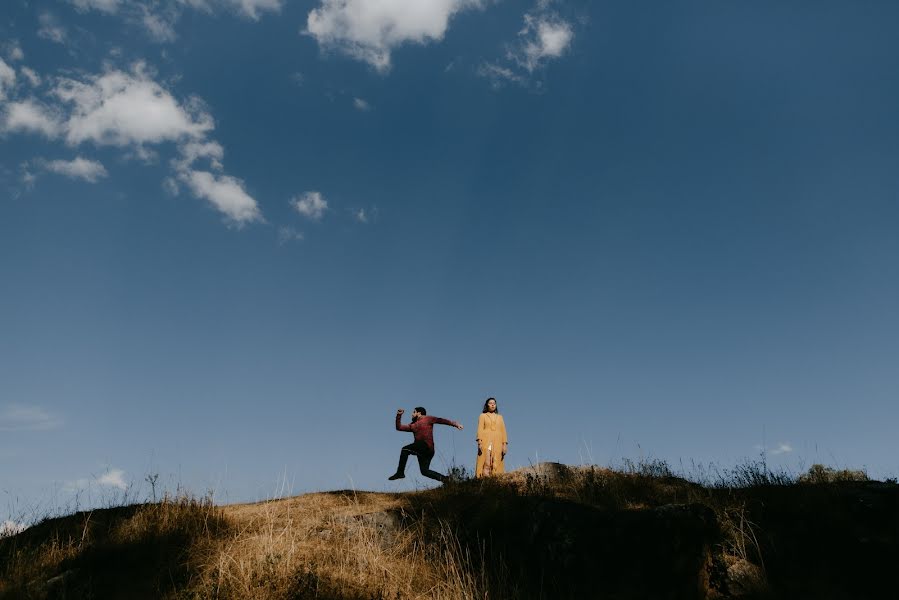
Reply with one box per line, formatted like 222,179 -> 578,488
475,397 -> 508,477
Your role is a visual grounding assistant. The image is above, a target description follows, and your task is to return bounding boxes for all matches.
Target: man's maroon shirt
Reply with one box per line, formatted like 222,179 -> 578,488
396,414 -> 457,452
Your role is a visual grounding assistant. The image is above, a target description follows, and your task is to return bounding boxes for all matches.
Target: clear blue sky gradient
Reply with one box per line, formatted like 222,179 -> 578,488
2,0 -> 899,520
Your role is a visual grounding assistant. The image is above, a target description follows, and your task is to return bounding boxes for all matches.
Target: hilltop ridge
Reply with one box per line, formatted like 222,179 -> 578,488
2,462 -> 897,599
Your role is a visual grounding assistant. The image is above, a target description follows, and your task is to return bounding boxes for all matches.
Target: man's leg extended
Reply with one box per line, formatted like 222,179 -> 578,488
389,443 -> 418,480
416,450 -> 446,482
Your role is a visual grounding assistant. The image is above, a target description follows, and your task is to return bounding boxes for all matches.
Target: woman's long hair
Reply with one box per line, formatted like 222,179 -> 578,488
482,397 -> 499,414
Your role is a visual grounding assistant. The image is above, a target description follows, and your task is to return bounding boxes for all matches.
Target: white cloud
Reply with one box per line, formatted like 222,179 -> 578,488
38,13 -> 68,45
65,467 -> 129,493
97,468 -> 128,490
20,67 -> 41,87
352,207 -> 368,223
1,520 -> 27,537
480,1 -> 575,88
353,97 -> 371,111
0,404 -> 63,432
305,0 -> 482,72
0,59 -> 15,99
54,64 -> 213,146
182,170 -> 262,225
770,443 -> 793,455
6,42 -> 24,62
7,63 -> 262,227
70,0 -> 122,14
175,140 -> 224,171
277,226 -> 304,244
43,157 -> 109,182
2,99 -> 63,138
290,191 -> 328,221
514,12 -> 573,72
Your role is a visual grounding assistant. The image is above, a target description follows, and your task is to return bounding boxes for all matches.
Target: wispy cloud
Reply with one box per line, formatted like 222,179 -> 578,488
6,41 -> 24,62
755,442 -> 794,456
0,59 -> 15,100
277,226 -> 304,244
0,404 -> 63,432
290,191 -> 328,221
20,67 -> 41,88
513,12 -> 573,72
479,0 -> 575,88
353,97 -> 371,111
477,62 -> 525,88
41,157 -> 109,182
38,13 -> 68,45
69,0 -> 122,14
304,0 -> 483,72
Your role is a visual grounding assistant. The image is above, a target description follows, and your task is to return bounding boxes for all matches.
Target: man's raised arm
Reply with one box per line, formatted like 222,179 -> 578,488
395,408 -> 412,432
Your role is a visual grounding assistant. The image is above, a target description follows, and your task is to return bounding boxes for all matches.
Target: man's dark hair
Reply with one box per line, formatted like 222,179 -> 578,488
414,406 -> 427,416
482,397 -> 498,414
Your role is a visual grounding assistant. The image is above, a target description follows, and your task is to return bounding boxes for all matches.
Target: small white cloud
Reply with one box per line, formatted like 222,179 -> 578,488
64,467 -> 129,493
43,157 -> 109,183
305,0 -> 483,72
20,67 -> 41,87
770,443 -> 793,455
352,207 -> 368,223
277,226 -> 304,244
481,1 -> 575,88
353,97 -> 371,111
0,520 -> 27,537
514,13 -> 573,72
182,170 -> 263,226
2,99 -> 63,138
0,59 -> 15,99
6,41 -> 24,62
0,404 -> 63,432
69,0 -> 122,14
290,191 -> 328,221
38,13 -> 68,45
97,468 -> 128,490
290,72 -> 304,86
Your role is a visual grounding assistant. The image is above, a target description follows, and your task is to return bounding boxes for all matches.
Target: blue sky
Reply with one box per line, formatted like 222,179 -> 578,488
2,0 -> 899,524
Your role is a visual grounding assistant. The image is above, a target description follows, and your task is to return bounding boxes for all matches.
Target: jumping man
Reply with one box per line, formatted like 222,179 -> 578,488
389,407 -> 463,483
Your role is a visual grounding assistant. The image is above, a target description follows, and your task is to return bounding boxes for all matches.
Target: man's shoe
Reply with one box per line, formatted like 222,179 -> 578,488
388,473 -> 405,481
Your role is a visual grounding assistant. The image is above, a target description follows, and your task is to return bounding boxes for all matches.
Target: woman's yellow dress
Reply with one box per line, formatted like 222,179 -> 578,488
475,412 -> 508,477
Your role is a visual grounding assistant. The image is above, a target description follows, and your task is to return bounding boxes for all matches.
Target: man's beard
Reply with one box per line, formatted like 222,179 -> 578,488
411,415 -> 420,423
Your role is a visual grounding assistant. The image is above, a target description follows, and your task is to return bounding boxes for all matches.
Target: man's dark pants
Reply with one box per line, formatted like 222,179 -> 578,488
396,441 -> 446,482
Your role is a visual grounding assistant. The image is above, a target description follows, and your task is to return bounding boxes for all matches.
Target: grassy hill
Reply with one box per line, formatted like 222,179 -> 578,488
2,461 -> 896,599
